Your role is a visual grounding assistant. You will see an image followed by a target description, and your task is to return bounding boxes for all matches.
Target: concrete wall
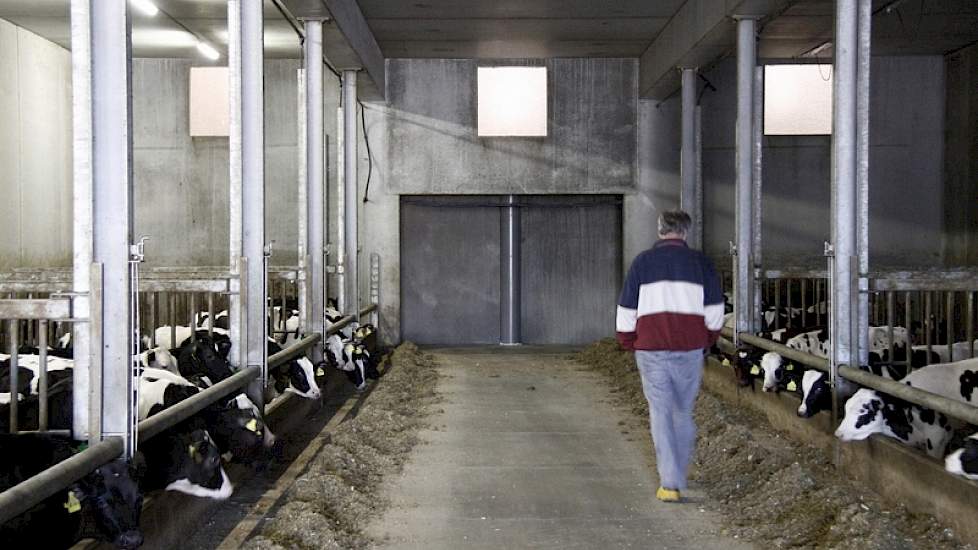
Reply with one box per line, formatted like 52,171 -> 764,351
944,44 -> 978,266
0,18 -> 72,270
134,58 -> 332,268
360,58 -> 638,344
689,55 -> 947,268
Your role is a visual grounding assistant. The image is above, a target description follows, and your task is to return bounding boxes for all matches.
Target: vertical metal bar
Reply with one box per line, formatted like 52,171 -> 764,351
831,0 -> 858,374
801,279 -> 808,327
925,291 -> 933,363
296,67 -> 309,343
370,253 -> 381,328
150,292 -> 158,347
786,279 -> 793,328
774,279 -> 781,330
342,70 -> 359,319
694,105 -> 703,252
207,292 -> 215,338
304,25 -> 326,358
501,195 -> 522,345
38,321 -> 49,431
168,293 -> 176,347
734,16 -> 757,336
189,293 -> 197,342
336,106 -> 346,313
855,0 -> 872,367
9,320 -> 18,433
886,292 -> 895,366
88,264 -> 103,445
816,279 -> 822,326
680,67 -> 696,245
968,292 -> 974,359
904,291 -> 912,355
752,65 -> 764,332
90,0 -> 133,458
944,290 -> 955,361
227,0 -> 243,368
241,0 -> 267,395
70,0 -> 94,441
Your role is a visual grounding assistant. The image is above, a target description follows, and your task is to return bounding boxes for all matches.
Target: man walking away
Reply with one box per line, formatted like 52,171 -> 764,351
615,210 -> 724,502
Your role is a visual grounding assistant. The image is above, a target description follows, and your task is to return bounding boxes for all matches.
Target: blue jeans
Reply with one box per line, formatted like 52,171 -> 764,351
635,349 -> 704,491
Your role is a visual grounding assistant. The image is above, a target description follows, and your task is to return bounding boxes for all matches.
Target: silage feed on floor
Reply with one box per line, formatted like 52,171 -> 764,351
577,338 -> 971,550
242,342 -> 440,550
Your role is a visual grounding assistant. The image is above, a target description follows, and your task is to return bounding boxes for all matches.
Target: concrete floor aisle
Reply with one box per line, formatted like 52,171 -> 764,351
367,348 -> 752,550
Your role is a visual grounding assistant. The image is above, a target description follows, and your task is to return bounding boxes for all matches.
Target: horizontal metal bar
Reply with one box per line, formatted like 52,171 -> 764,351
136,280 -> 230,293
722,328 -> 978,427
869,280 -> 978,292
268,333 -> 322,369
326,305 -> 377,336
0,299 -> 72,320
0,283 -> 73,293
263,390 -> 295,417
138,367 -> 259,441
0,437 -> 123,525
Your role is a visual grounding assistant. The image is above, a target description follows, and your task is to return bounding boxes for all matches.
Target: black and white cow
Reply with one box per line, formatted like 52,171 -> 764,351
0,434 -> 143,549
0,354 -> 74,401
137,420 -> 233,500
946,433 -> 978,480
834,358 -> 978,457
266,339 -> 321,400
0,374 -> 74,432
174,333 -> 234,385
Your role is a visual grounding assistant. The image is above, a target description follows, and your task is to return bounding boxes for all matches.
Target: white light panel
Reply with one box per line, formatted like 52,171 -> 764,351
189,67 -> 229,137
477,67 -> 548,137
764,64 -> 834,136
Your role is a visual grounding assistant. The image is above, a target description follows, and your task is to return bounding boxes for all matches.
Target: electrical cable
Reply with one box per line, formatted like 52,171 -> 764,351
359,99 -> 372,203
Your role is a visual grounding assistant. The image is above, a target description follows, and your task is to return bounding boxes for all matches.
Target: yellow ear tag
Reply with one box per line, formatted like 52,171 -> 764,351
750,365 -> 760,375
189,444 -> 202,463
786,364 -> 794,371
65,491 -> 81,513
787,380 -> 798,392
245,418 -> 259,433
344,344 -> 354,354
722,358 -> 731,366
317,367 -> 326,376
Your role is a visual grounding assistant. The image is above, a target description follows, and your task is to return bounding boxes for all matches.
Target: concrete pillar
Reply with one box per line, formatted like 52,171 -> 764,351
734,17 -> 758,336
69,0 -> 93,442
342,70 -> 359,318
240,0 -> 266,400
500,195 -> 521,345
831,0 -> 859,374
856,0 -> 872,366
88,0 -> 134,456
304,20 -> 326,364
680,68 -> 700,249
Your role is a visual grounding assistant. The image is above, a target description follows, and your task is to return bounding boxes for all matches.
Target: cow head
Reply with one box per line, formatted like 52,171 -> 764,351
284,357 -> 320,400
798,370 -> 831,418
177,336 -> 233,383
159,428 -> 233,500
343,343 -> 367,391
208,394 -> 279,466
71,459 -> 144,549
946,434 -> 978,480
835,389 -> 885,441
759,352 -> 787,392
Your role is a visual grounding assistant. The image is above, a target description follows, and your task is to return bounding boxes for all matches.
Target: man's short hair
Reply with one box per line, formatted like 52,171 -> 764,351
658,210 -> 692,237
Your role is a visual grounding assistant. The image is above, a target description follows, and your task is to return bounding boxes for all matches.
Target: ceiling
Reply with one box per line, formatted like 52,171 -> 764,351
356,0 -> 685,58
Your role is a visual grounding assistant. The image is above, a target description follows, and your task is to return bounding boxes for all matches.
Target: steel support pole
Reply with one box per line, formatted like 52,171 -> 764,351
831,0 -> 859,372
752,65 -> 764,332
90,0 -> 134,457
693,105 -> 703,251
856,0 -> 872,366
680,68 -> 698,248
70,0 -> 93,441
734,17 -> 757,335
240,0 -> 266,403
227,0 -> 243,368
296,68 -> 308,336
335,106 -> 346,313
304,20 -> 326,365
342,70 -> 359,318
501,194 -> 521,345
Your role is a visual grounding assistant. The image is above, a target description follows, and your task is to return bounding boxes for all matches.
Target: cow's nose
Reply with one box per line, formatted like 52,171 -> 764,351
116,530 -> 144,549
797,406 -> 807,417
263,429 -> 277,448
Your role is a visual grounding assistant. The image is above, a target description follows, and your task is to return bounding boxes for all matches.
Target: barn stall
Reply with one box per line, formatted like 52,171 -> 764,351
0,0 -> 976,548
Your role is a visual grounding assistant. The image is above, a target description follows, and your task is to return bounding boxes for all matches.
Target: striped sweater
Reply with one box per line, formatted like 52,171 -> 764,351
616,239 -> 724,351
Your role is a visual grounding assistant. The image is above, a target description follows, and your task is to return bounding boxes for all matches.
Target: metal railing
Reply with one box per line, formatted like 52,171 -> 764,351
721,327 -> 978,427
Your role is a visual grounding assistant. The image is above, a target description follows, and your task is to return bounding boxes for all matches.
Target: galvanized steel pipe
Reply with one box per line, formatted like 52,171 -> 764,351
304,20 -> 326,365
342,71 -> 359,318
501,195 -> 521,345
680,67 -> 697,248
734,17 -> 757,335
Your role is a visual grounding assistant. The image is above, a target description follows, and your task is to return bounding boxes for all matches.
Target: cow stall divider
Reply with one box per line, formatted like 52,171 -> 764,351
0,303 -> 378,528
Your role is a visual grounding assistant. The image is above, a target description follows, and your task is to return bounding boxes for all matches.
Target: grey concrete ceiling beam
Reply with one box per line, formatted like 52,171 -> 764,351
639,0 -> 795,100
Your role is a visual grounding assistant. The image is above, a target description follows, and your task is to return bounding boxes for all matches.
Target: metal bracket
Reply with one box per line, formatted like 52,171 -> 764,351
823,241 -> 835,257
130,235 -> 149,263
263,241 -> 276,258
728,241 -> 738,256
